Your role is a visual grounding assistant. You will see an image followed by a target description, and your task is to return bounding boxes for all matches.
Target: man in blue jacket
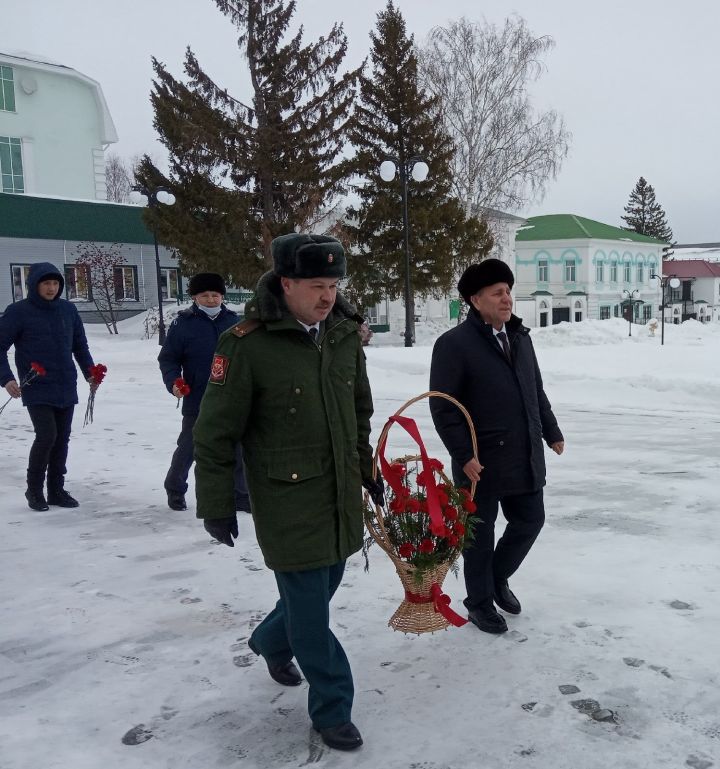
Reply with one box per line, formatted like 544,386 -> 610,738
430,259 -> 564,634
158,272 -> 250,512
0,262 -> 96,511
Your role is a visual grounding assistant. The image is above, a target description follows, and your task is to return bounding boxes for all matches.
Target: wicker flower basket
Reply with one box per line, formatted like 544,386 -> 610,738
365,391 -> 478,634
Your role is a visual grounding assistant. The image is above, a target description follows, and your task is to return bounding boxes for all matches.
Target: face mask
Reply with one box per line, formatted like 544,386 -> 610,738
196,303 -> 222,317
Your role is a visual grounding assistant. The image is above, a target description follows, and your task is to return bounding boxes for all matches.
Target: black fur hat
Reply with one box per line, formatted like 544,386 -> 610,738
271,233 -> 346,279
458,259 -> 514,303
187,273 -> 226,296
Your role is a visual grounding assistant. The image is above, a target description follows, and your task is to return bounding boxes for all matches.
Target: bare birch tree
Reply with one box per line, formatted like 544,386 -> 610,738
418,15 -> 571,215
105,153 -> 133,203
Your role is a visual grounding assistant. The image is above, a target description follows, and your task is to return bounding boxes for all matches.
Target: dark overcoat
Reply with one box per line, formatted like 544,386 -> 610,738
429,309 -> 563,497
0,262 -> 94,408
158,303 -> 239,416
193,272 -> 374,572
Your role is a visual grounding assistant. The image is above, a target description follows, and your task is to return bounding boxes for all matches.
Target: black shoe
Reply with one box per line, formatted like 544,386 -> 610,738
47,489 -> 79,508
494,580 -> 521,615
248,638 -> 302,686
25,489 -> 49,511
468,606 -> 508,634
167,492 -> 187,511
314,722 -> 363,751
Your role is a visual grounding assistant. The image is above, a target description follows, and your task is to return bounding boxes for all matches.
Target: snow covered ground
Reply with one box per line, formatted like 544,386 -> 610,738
1,316 -> 719,769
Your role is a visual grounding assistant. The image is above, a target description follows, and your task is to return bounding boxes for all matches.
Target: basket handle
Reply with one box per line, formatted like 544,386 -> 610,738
372,390 -> 479,499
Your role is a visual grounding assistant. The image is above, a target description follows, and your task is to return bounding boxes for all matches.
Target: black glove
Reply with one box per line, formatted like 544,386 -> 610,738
363,476 -> 385,507
203,516 -> 238,547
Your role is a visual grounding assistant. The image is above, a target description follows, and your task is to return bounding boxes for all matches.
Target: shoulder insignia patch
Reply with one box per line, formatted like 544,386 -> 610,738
209,354 -> 229,385
231,319 -> 262,338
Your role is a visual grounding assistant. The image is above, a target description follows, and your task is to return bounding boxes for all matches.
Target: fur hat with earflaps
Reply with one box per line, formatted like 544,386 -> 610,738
271,234 -> 346,280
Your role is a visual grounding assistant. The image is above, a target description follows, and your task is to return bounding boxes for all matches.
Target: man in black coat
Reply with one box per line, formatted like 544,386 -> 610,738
430,259 -> 564,634
158,273 -> 250,512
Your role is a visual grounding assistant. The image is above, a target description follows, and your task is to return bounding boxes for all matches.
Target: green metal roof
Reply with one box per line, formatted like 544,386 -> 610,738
0,193 -> 155,244
516,214 -> 666,245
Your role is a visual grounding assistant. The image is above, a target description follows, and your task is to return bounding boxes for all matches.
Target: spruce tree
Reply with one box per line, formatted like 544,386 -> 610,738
341,1 -> 493,341
138,0 -> 361,287
621,176 -> 673,242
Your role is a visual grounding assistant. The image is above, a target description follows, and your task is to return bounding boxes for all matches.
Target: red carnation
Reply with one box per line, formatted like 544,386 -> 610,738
30,361 -> 47,376
453,522 -> 466,536
437,490 -> 449,507
428,458 -> 444,471
446,533 -> 459,547
398,542 -> 415,558
0,361 -> 47,416
444,505 -> 458,521
389,497 -> 406,514
173,377 -> 191,407
83,362 -> 108,426
418,538 -> 435,554
462,499 -> 477,513
406,498 -> 422,513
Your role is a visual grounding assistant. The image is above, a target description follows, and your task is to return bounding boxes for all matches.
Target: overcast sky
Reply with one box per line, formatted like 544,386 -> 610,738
11,0 -> 720,242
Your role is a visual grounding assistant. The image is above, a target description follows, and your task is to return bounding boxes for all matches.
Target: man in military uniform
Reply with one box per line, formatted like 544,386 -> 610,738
193,233 -> 380,751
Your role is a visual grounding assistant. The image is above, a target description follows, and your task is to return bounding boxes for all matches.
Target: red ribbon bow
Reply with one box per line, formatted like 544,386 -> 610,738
403,584 -> 468,628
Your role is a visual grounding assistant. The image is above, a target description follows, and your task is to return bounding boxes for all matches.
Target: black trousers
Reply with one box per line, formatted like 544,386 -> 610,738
26,405 -> 75,492
463,489 -> 545,611
164,413 -> 250,509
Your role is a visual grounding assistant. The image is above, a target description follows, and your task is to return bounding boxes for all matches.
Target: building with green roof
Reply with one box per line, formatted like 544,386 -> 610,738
0,192 -> 182,320
513,214 -> 667,327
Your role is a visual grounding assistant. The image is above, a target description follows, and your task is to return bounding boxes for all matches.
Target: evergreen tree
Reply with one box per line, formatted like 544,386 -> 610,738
341,1 -> 493,341
138,0 -> 361,287
621,176 -> 673,242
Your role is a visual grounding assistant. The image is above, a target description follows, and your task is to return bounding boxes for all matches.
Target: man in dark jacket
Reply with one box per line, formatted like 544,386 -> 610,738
430,259 -> 564,634
194,234 -> 379,752
158,272 -> 250,512
0,262 -> 95,511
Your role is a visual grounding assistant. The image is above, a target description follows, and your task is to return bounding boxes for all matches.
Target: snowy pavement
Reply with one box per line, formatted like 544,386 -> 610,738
1,316 -> 719,769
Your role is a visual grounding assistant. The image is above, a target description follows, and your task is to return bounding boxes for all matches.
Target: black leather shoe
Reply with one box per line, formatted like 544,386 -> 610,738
25,489 -> 49,511
47,489 -> 79,508
248,638 -> 302,686
167,492 -> 187,511
494,580 -> 521,615
314,722 -> 363,751
468,606 -> 508,634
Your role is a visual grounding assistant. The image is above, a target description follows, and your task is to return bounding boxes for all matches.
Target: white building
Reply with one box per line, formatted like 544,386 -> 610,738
662,259 -> 720,324
0,50 -> 118,200
513,214 -> 665,327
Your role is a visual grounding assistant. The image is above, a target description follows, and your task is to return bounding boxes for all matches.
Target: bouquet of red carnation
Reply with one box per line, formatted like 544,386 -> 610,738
364,391 -> 479,634
83,363 -> 108,426
0,361 -> 47,416
173,377 -> 191,408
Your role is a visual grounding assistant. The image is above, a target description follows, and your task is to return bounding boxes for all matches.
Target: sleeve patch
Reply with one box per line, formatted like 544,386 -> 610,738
209,354 -> 229,385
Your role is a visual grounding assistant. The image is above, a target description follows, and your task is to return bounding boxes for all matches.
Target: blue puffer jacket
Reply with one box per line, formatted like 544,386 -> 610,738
158,303 -> 239,416
0,262 -> 95,408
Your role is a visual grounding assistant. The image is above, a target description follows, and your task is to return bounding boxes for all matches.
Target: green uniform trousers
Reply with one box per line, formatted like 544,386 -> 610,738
249,560 -> 353,729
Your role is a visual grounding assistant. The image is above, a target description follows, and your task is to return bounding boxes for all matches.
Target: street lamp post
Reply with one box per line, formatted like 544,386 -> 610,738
621,289 -> 641,337
379,156 -> 429,348
649,272 -> 681,346
129,185 -> 176,345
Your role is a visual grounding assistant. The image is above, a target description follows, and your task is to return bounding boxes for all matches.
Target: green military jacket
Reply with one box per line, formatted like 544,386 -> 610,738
193,272 -> 375,572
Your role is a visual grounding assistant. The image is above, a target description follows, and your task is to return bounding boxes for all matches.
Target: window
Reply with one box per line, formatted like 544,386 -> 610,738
637,264 -> 644,283
11,264 -> 31,301
613,304 -> 620,317
65,265 -> 91,301
623,262 -> 632,283
160,268 -> 180,300
537,259 -> 548,282
668,286 -> 681,303
0,136 -> 24,193
610,262 -> 618,283
642,304 -> 652,322
0,66 -> 15,112
564,260 -> 576,282
113,266 -> 138,301
595,262 -> 604,282
600,306 -> 611,320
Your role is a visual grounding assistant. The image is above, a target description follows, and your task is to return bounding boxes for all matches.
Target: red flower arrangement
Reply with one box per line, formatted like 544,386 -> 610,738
364,402 -> 480,633
173,377 -> 191,408
83,363 -> 108,426
0,361 -> 46,415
